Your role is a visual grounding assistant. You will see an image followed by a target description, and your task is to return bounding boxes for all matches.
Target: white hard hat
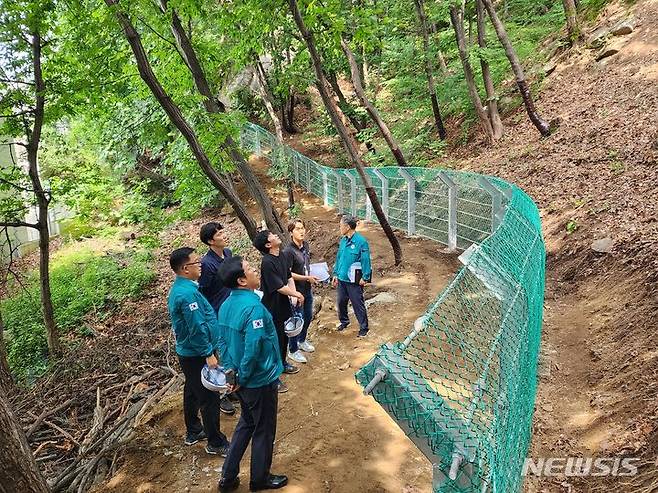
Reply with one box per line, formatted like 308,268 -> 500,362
284,314 -> 304,337
201,365 -> 228,392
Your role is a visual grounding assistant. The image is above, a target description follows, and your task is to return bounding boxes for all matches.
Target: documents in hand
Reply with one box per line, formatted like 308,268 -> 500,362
309,262 -> 330,282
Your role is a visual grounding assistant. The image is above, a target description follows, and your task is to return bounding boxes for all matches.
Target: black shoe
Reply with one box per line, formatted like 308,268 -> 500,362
227,393 -> 240,404
184,430 -> 207,445
206,443 -> 230,457
283,363 -> 299,374
277,381 -> 289,393
218,476 -> 240,493
220,397 -> 236,415
336,324 -> 348,332
250,474 -> 288,491
357,329 -> 369,338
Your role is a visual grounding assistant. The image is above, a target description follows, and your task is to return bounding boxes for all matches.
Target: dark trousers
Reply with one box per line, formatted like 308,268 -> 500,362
289,291 -> 313,353
337,280 -> 368,332
222,381 -> 279,485
178,355 -> 229,448
273,319 -> 288,366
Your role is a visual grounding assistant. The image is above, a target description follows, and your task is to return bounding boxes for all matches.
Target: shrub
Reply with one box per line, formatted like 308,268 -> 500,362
1,247 -> 156,381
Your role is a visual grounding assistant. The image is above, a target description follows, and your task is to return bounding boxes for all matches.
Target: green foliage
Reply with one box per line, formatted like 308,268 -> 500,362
1,245 -> 156,381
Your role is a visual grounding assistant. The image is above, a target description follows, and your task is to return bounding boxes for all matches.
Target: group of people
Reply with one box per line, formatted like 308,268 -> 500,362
167,215 -> 372,491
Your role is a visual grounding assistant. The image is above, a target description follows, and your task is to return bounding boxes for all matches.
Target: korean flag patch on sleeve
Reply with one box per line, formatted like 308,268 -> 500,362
252,319 -> 264,329
188,302 -> 199,311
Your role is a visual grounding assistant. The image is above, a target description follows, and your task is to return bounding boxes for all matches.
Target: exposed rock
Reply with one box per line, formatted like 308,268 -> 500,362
596,47 -> 620,61
591,237 -> 614,253
610,19 -> 635,36
364,292 -> 396,308
544,61 -> 557,77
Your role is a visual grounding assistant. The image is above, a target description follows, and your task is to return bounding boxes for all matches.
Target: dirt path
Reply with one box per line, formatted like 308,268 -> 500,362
94,159 -> 460,492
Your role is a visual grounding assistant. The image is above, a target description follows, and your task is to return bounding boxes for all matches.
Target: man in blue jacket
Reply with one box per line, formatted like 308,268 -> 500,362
216,256 -> 288,492
332,215 -> 372,337
167,247 -> 230,457
198,221 -> 236,415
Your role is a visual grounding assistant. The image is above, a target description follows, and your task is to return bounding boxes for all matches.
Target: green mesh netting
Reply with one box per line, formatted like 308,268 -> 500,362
240,123 -> 545,493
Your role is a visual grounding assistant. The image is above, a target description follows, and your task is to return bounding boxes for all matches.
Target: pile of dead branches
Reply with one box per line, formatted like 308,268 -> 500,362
13,362 -> 180,493
8,296 -> 181,493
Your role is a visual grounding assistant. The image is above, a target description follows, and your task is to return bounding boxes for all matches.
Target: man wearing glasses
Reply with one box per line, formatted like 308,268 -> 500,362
167,247 -> 230,457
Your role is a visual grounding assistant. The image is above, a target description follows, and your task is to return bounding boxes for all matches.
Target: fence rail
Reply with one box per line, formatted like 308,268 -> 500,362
240,122 -> 545,493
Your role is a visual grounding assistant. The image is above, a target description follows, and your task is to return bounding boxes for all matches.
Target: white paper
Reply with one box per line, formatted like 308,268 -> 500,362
309,262 -> 330,281
348,262 -> 362,283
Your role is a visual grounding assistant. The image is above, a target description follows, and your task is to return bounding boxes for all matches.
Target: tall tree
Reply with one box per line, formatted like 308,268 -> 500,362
0,3 -> 60,357
104,0 -> 259,238
289,0 -> 402,265
449,3 -> 495,143
0,390 -> 49,493
481,0 -> 551,137
562,0 -> 581,42
341,39 -> 408,166
253,59 -> 296,209
475,0 -> 503,139
412,0 -> 447,140
156,0 -> 288,237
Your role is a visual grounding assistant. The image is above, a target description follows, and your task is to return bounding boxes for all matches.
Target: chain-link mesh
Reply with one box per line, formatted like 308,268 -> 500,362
240,123 -> 545,493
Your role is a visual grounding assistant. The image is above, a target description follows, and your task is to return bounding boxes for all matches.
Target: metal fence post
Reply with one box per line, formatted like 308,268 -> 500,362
438,172 -> 458,252
478,177 -> 505,232
371,169 -> 388,219
255,129 -> 262,157
365,193 -> 373,222
322,170 -> 329,207
346,173 -> 357,216
293,151 -> 300,185
398,169 -> 416,236
306,159 -> 312,192
331,170 -> 344,213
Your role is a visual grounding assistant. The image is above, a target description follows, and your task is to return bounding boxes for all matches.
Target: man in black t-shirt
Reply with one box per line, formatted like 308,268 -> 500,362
253,230 -> 305,393
283,219 -> 319,364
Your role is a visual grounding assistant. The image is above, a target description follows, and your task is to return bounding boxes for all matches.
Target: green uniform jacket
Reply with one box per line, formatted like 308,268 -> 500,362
167,276 -> 220,357
217,289 -> 283,388
332,232 -> 372,283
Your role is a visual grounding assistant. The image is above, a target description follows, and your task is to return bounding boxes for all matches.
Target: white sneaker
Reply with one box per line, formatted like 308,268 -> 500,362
299,341 -> 315,353
289,350 -> 307,363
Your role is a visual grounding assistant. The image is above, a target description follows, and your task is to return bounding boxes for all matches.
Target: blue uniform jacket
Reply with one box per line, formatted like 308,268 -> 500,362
199,248 -> 233,314
167,276 -> 220,357
217,289 -> 283,388
332,232 -> 372,283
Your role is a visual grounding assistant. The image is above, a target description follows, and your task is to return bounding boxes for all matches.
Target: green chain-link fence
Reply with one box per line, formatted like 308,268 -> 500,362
240,123 -> 545,493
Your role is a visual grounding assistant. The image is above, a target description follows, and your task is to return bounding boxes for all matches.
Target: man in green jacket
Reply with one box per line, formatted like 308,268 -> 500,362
217,256 -> 288,492
167,247 -> 230,457
331,215 -> 372,337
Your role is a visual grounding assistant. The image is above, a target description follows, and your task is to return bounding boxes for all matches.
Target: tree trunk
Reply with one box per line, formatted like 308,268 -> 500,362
341,39 -> 408,166
412,0 -> 447,140
324,74 -> 377,155
160,0 -> 286,238
289,0 -> 402,265
106,0 -> 258,239
0,391 -> 49,493
449,5 -> 495,143
562,0 -> 581,42
282,90 -> 297,133
0,311 -> 12,392
254,60 -> 295,210
437,50 -> 449,75
28,29 -> 60,358
476,0 -> 504,139
481,0 -> 551,137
